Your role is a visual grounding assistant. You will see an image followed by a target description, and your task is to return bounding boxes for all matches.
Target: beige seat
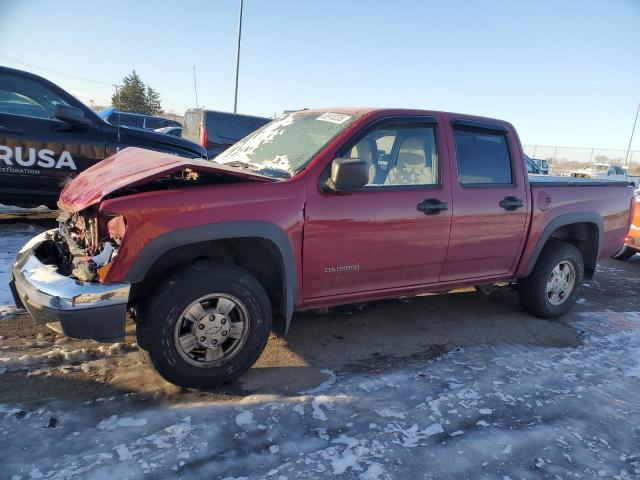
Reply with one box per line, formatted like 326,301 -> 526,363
349,138 -> 378,184
385,136 -> 433,186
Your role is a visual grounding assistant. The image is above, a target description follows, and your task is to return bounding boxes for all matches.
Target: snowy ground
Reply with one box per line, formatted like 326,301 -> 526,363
1,311 -> 639,479
0,222 -> 47,319
1,220 -> 639,479
0,203 -> 51,215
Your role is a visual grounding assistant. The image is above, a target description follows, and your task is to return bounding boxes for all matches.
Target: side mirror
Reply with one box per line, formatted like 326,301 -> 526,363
54,105 -> 89,126
326,157 -> 369,191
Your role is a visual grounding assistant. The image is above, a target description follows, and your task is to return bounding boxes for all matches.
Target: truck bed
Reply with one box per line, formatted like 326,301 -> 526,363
528,174 -> 631,187
516,176 -> 635,279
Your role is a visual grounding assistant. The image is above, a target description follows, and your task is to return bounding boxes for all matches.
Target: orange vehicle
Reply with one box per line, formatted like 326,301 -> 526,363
614,195 -> 639,260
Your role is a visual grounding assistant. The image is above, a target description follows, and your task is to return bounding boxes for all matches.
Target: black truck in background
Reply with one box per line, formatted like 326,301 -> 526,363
183,108 -> 269,157
0,66 -> 206,208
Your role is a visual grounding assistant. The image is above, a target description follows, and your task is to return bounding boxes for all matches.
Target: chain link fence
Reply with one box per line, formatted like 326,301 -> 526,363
523,145 -> 639,175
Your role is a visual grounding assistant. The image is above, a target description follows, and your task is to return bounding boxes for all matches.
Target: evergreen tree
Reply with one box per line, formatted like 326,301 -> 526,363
145,86 -> 162,115
111,70 -> 162,115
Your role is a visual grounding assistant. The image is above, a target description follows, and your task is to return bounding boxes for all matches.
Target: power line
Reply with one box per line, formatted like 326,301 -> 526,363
0,54 -> 116,87
0,54 -> 195,111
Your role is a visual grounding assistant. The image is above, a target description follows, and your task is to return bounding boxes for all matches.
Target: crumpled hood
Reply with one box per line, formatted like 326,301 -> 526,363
58,147 -> 272,212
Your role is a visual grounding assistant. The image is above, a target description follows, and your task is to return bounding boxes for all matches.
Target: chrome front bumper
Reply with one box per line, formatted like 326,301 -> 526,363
10,229 -> 130,342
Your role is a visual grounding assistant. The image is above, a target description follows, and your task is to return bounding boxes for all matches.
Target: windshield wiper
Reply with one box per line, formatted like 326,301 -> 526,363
217,160 -> 291,179
222,160 -> 256,170
256,168 -> 291,179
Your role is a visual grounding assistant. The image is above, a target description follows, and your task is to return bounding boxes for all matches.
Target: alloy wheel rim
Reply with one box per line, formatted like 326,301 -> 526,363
173,293 -> 249,367
546,261 -> 576,306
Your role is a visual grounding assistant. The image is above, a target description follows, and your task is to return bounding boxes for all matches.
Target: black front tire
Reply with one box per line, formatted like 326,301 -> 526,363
518,240 -> 584,319
137,262 -> 272,389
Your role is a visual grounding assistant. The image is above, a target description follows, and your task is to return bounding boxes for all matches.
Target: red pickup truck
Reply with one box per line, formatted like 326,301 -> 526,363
11,108 -> 635,388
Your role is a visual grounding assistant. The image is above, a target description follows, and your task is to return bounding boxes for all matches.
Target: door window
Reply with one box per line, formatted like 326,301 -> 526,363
453,128 -> 512,185
342,125 -> 438,187
0,72 -> 70,119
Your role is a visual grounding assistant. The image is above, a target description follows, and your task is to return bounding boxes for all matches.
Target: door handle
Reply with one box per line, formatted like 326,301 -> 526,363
499,196 -> 524,211
417,198 -> 448,215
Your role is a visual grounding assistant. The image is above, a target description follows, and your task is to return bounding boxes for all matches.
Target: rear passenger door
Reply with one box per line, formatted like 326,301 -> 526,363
440,120 -> 529,282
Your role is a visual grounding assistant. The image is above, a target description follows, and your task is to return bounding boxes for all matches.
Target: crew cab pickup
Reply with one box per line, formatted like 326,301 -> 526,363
10,108 -> 635,388
0,66 -> 206,208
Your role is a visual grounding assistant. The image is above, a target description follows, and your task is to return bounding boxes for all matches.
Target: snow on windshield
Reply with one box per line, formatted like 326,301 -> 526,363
216,111 -> 359,176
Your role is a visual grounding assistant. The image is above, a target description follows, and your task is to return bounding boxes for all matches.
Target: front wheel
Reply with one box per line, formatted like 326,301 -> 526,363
518,240 -> 584,318
138,262 -> 272,389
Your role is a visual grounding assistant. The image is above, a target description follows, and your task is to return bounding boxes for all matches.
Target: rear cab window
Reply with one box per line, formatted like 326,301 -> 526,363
453,125 -> 513,185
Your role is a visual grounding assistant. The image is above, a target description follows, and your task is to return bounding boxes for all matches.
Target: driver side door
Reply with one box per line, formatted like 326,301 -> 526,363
302,116 -> 452,301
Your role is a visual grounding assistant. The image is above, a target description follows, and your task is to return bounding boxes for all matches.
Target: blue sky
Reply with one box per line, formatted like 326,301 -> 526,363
1,0 -> 639,150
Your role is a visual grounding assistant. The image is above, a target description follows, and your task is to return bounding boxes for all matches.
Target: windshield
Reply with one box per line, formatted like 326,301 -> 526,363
215,110 -> 360,178
586,164 -> 609,172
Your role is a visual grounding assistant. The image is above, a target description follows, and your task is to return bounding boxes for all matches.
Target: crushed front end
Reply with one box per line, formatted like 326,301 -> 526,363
10,209 -> 130,342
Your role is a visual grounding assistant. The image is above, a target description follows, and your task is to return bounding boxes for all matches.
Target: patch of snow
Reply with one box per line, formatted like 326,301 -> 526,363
374,408 -> 405,419
0,224 -> 46,319
235,410 -> 254,427
0,343 -> 138,375
217,115 -> 295,168
311,400 -> 328,421
27,264 -> 60,283
360,462 -> 385,480
300,368 -> 337,395
0,203 -> 50,214
97,415 -> 147,430
114,444 -> 131,461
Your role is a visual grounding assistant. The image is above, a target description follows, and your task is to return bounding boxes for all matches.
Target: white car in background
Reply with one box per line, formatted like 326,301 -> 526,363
570,163 -> 639,188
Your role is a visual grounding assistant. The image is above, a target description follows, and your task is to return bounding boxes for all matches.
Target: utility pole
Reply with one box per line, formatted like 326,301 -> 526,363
233,0 -> 244,113
624,100 -> 639,168
193,65 -> 199,109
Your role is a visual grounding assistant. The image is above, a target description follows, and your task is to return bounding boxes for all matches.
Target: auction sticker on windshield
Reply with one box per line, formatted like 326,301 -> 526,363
316,112 -> 351,124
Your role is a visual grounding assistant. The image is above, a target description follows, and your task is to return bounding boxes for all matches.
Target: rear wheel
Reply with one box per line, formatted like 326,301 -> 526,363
518,240 -> 584,318
138,262 -> 272,389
